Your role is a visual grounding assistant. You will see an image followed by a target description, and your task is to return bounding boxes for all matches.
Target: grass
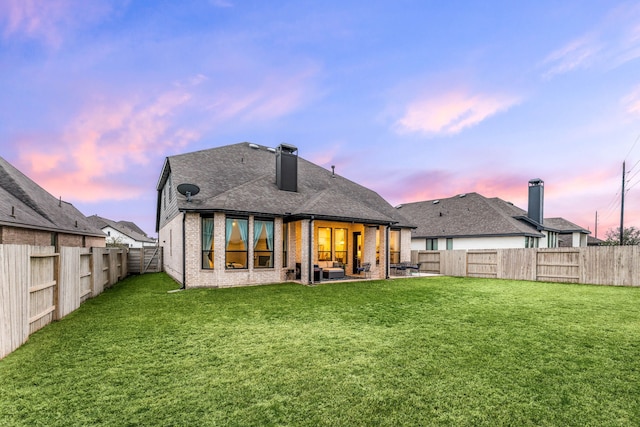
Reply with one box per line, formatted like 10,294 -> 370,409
1,273 -> 639,426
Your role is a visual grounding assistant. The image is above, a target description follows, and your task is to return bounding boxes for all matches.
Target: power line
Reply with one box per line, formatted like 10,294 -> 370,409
624,133 -> 640,161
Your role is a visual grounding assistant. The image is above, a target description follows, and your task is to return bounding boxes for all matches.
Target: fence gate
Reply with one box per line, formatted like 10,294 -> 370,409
128,247 -> 163,274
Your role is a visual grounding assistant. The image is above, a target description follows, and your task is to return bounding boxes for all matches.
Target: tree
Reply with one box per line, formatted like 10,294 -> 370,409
106,236 -> 129,249
603,226 -> 640,246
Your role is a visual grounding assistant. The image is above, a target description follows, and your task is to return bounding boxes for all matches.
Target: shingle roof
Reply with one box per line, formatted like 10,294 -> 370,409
398,192 -> 544,238
157,142 -> 413,228
0,156 -> 105,237
87,215 -> 155,243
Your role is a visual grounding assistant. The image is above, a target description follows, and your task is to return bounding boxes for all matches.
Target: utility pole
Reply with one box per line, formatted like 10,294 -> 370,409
620,161 -> 625,246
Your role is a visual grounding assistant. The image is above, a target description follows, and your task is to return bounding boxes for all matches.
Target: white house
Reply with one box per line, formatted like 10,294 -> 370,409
397,179 -> 590,251
88,215 -> 156,248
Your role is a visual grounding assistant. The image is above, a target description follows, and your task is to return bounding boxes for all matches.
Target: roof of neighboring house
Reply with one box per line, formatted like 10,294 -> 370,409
397,192 -> 589,239
87,215 -> 156,244
156,142 -> 414,230
0,156 -> 105,237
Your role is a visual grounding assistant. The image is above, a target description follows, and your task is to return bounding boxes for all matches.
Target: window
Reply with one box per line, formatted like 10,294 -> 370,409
282,223 -> 288,268
253,219 -> 274,268
318,227 -> 332,261
375,229 -> 380,265
202,217 -> 214,269
446,238 -> 453,250
426,238 -> 438,250
334,228 -> 347,264
389,229 -> 400,264
226,218 -> 248,269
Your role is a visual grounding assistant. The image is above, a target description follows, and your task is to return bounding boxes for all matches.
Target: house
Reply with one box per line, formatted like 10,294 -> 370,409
0,156 -> 106,248
87,215 -> 156,248
155,142 -> 414,288
397,179 -> 590,251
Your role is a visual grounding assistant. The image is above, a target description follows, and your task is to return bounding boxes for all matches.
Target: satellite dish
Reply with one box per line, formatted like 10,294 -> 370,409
177,183 -> 200,202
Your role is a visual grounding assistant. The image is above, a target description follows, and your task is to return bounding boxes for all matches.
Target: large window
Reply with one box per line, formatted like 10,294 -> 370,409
426,238 -> 438,250
226,218 -> 248,269
318,227 -> 332,261
389,229 -> 400,264
334,228 -> 347,264
253,219 -> 274,268
202,217 -> 214,269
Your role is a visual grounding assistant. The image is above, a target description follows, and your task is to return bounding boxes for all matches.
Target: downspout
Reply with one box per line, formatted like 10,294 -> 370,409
181,212 -> 186,289
308,216 -> 314,284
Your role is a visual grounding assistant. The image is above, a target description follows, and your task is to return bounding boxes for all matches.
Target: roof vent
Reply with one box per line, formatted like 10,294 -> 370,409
433,200 -> 440,204
459,193 -> 467,198
248,143 -> 259,149
267,147 -> 276,153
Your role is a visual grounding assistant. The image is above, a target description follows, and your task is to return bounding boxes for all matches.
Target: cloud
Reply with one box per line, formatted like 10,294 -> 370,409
623,85 -> 640,116
17,87 -> 199,202
203,67 -> 319,124
541,3 -> 640,78
0,0 -> 116,47
394,90 -> 520,135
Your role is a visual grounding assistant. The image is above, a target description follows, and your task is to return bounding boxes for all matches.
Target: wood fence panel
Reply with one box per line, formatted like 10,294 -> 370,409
0,245 -> 30,359
59,247 -> 81,318
498,249 -> 537,281
467,250 -> 498,278
414,251 -> 440,273
440,250 -> 467,276
29,247 -> 58,334
80,250 -> 92,303
536,249 -> 580,283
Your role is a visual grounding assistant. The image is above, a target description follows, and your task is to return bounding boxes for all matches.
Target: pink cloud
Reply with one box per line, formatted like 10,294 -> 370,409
0,0 -> 116,47
395,90 -> 520,135
16,88 -> 198,202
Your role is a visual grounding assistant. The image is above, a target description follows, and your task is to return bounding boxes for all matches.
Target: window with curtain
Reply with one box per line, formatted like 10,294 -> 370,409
334,228 -> 347,264
202,217 -> 214,269
253,219 -> 274,268
318,227 -> 332,261
225,217 -> 248,269
389,229 -> 400,264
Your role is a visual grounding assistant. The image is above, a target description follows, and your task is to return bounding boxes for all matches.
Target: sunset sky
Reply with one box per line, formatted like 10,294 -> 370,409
1,0 -> 639,239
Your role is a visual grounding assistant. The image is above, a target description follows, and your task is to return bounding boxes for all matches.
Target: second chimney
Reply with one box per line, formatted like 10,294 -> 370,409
527,178 -> 544,225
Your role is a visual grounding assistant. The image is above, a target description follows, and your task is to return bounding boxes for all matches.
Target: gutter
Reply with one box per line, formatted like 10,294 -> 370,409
181,212 -> 186,289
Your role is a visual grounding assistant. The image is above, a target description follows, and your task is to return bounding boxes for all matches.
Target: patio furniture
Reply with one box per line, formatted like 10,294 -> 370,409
356,262 -> 371,278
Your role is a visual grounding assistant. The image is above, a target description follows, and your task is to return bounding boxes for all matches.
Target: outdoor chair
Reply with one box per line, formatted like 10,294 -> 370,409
357,262 -> 372,278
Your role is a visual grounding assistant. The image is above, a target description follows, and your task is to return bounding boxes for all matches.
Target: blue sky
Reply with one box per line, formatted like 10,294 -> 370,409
1,0 -> 639,238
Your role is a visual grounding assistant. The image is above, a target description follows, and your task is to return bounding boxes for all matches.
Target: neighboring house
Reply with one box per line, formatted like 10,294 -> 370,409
156,142 -> 414,288
87,215 -> 156,248
0,156 -> 106,248
398,179 -> 590,251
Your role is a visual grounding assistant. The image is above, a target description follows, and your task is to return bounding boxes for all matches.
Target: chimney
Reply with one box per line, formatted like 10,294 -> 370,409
276,143 -> 298,192
527,178 -> 544,224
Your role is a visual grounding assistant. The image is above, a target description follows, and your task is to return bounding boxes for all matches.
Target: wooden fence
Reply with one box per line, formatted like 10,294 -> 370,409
128,247 -> 163,274
412,246 -> 640,287
1,245 -> 128,360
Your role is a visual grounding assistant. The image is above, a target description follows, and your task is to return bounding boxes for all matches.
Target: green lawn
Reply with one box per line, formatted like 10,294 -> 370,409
1,273 -> 639,426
